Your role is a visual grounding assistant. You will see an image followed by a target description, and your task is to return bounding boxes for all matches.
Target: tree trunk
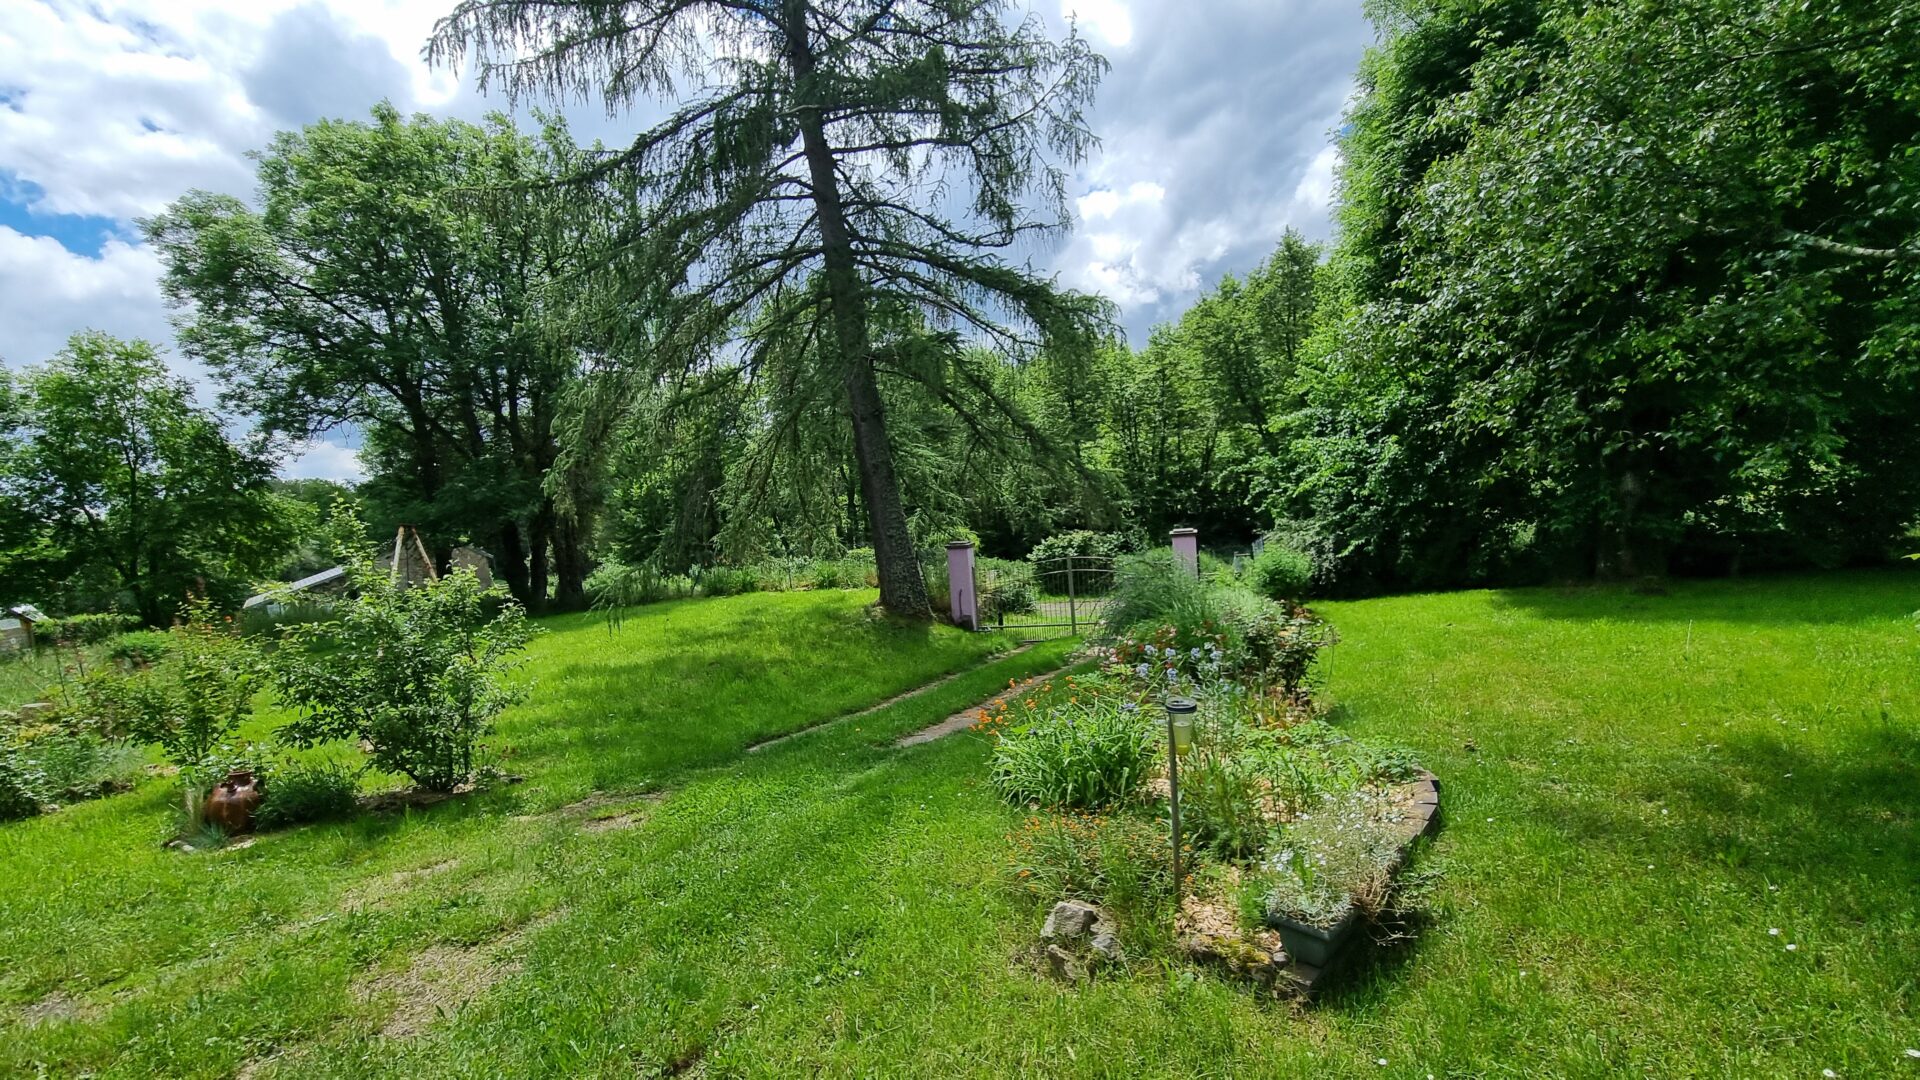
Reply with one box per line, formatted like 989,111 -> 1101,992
551,508 -> 591,613
787,8 -> 932,617
526,503 -> 553,616
497,520 -> 532,608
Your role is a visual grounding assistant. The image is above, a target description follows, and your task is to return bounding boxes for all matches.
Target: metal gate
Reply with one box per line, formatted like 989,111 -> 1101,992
978,555 -> 1115,634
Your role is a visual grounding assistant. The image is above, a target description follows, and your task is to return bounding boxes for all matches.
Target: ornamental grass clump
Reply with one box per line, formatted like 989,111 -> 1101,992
989,696 -> 1156,810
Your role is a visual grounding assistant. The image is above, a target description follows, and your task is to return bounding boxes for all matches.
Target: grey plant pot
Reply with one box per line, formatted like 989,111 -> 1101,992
1268,907 -> 1361,969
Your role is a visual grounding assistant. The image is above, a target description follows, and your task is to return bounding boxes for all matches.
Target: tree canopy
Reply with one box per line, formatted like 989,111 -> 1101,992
430,0 -> 1113,616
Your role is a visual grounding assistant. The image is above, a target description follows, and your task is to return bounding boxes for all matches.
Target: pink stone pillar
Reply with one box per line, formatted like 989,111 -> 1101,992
946,541 -> 979,630
1170,527 -> 1199,578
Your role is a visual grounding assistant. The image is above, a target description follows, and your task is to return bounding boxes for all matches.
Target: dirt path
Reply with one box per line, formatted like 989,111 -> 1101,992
894,662 -> 1080,748
745,644 -> 1035,754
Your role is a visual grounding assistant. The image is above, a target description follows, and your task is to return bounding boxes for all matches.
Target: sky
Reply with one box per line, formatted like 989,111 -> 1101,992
0,0 -> 1375,481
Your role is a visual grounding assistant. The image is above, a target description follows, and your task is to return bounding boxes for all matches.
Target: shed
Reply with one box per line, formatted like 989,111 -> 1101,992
0,604 -> 46,652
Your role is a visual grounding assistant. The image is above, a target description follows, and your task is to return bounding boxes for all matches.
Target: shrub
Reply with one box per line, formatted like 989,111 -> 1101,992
989,697 -> 1156,809
255,759 -> 360,829
1223,602 -> 1336,695
0,753 -> 50,820
272,527 -> 537,793
40,612 -> 139,646
586,561 -> 697,617
1248,543 -> 1314,601
697,565 -> 761,597
1008,810 -> 1174,913
1027,529 -> 1134,566
1099,551 -> 1220,641
19,730 -> 143,799
101,600 -> 263,820
108,630 -> 173,668
978,557 -> 1038,618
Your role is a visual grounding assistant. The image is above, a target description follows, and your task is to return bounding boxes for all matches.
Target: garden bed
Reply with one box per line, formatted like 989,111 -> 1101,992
979,553 -> 1438,997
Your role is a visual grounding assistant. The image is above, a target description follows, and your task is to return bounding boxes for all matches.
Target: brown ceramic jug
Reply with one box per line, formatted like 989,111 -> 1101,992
204,770 -> 263,833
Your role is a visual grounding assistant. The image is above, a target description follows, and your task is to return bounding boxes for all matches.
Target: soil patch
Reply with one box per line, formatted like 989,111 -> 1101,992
350,913 -> 558,1039
12,989 -> 96,1027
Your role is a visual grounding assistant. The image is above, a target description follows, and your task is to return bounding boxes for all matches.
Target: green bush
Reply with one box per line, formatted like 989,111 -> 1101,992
1224,602 -> 1336,695
108,630 -> 173,668
120,602 -> 262,784
1099,551 -> 1220,640
255,759 -> 360,829
0,753 -> 50,820
697,565 -> 761,597
273,522 -> 536,793
1027,529 -> 1134,566
39,613 -> 139,646
1248,543 -> 1314,601
586,561 -> 697,612
989,697 -> 1155,809
18,730 -> 143,799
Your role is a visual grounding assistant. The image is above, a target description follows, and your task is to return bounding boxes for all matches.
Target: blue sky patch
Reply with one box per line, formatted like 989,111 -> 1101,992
0,172 -> 128,257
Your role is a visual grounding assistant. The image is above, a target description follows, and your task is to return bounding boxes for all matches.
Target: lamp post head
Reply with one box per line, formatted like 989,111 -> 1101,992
1165,697 -> 1196,755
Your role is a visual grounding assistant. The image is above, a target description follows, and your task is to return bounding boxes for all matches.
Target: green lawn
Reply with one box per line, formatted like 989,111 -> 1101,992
4,572 -> 1918,1077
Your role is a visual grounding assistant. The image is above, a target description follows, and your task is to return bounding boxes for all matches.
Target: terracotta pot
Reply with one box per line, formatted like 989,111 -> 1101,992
204,770 -> 263,834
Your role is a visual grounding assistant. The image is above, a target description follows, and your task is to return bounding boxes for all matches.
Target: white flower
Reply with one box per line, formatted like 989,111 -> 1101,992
1904,1048 -> 1919,1059
1785,943 -> 1798,952
1375,1060 -> 1387,1067
1823,1071 -> 1836,1078
1768,928 -> 1780,936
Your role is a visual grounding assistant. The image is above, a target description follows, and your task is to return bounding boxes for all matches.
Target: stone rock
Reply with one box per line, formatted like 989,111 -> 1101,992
1041,899 -> 1101,943
1043,944 -> 1081,982
1089,923 -> 1125,965
1180,932 -> 1280,984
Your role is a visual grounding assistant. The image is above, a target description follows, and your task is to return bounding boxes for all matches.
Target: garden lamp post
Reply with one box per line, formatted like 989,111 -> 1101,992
1165,698 -> 1196,894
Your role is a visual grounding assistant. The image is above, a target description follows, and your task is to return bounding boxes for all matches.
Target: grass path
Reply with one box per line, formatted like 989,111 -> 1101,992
747,643 -> 1036,753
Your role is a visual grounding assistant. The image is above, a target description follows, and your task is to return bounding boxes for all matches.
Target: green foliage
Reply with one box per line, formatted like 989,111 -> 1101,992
38,613 -> 138,646
254,760 -> 360,830
1181,748 -> 1269,861
118,600 -> 261,779
0,333 -> 291,623
107,630 -> 173,668
696,566 -> 761,598
0,753 -> 49,820
1248,543 -> 1313,601
1008,811 -> 1173,914
146,106 -> 604,615
17,731 -> 143,800
1269,0 -> 1920,592
989,697 -> 1156,810
271,517 -> 537,793
1027,530 -> 1133,565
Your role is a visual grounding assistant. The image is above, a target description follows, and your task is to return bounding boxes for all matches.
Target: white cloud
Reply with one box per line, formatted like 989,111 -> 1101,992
0,227 -> 170,368
1062,0 -> 1134,48
1291,145 -> 1340,215
1076,181 -> 1165,222
282,438 -> 365,482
